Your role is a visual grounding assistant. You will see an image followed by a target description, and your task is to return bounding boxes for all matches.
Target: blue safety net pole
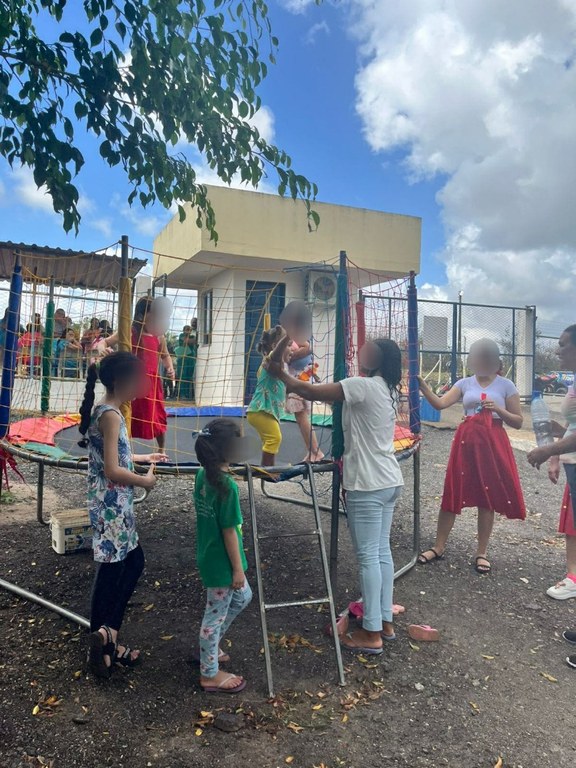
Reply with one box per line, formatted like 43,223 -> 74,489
331,250 -> 349,460
0,256 -> 23,440
407,272 -> 421,436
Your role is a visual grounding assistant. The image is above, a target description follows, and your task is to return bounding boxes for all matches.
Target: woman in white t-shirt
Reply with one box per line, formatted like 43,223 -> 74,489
265,335 -> 404,656
418,339 -> 525,574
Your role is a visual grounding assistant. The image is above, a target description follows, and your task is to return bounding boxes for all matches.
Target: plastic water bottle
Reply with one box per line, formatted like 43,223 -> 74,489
531,391 -> 553,447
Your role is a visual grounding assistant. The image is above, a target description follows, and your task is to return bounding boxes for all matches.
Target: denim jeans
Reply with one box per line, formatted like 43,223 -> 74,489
346,486 -> 403,631
199,581 -> 253,677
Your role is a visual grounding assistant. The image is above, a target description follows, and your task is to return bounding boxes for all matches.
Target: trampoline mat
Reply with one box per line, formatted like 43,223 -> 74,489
55,415 -> 334,467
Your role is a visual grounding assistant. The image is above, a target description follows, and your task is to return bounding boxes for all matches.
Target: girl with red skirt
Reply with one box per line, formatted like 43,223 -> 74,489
544,460 -> 576,600
100,298 -> 175,451
418,339 -> 525,574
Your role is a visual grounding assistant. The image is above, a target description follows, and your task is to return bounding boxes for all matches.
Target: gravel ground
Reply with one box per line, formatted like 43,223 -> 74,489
0,424 -> 575,768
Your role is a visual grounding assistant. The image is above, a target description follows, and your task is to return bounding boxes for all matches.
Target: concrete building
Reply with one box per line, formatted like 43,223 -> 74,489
153,185 -> 421,407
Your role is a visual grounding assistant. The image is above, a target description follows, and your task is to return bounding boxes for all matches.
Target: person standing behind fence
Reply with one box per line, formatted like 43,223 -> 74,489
100,297 -> 175,452
418,339 -> 525,575
57,328 -> 83,378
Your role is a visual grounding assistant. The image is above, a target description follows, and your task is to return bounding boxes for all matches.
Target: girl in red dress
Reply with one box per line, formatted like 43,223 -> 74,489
417,339 -> 525,574
101,298 -> 174,451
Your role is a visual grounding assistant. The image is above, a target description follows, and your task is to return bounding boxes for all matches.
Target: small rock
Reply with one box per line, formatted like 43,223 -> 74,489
415,682 -> 425,692
72,715 -> 90,725
525,603 -> 542,611
213,712 -> 244,733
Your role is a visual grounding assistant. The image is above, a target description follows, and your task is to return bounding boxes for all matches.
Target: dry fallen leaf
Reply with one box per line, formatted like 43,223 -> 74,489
32,705 -> 40,716
519,577 -> 529,584
287,722 -> 304,734
73,671 -> 82,679
408,641 -> 420,651
195,728 -> 203,737
357,655 -> 368,663
160,635 -> 174,641
199,710 -> 213,718
341,713 -> 349,723
482,655 -> 495,660
316,691 -> 327,699
285,758 -> 294,765
311,704 -> 323,711
540,672 -> 558,683
143,604 -> 155,612
469,701 -> 480,711
494,758 -> 503,768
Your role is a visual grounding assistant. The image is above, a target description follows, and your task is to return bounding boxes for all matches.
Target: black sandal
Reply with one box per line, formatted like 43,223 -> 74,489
417,548 -> 445,565
88,625 -> 115,679
114,645 -> 142,669
474,556 -> 491,575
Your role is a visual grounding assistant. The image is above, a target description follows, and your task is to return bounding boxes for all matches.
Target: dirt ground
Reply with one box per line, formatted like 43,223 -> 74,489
1,422 -> 575,768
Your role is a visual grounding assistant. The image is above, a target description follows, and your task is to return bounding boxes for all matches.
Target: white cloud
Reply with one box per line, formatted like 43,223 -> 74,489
11,166 -> 56,214
89,217 -> 114,239
304,20 -> 330,45
278,0 -> 317,14
351,0 -> 576,323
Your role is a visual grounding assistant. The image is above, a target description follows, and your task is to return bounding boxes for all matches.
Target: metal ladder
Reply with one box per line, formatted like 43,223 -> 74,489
245,463 -> 345,698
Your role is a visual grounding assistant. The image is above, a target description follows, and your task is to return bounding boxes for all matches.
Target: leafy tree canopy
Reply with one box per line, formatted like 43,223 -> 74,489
0,0 -> 318,238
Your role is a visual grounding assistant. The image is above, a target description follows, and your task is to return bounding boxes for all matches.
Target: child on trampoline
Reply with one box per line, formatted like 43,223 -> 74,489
246,325 -> 288,467
280,302 -> 324,463
100,297 -> 175,452
78,351 -> 167,678
194,419 -> 252,693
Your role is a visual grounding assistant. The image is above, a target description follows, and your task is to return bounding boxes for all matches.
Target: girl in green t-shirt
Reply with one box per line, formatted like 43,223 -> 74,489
194,419 -> 252,693
246,325 -> 288,467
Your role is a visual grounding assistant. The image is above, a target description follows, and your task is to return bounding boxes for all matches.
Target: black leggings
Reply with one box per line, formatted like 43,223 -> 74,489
90,545 -> 145,633
565,464 -> 576,528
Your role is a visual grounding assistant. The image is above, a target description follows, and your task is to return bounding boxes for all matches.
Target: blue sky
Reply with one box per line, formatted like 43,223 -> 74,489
0,1 -> 446,289
1,0 -> 575,328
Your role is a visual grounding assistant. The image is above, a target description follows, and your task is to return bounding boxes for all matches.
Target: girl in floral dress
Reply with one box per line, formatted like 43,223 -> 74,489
78,351 -> 167,678
194,419 -> 252,693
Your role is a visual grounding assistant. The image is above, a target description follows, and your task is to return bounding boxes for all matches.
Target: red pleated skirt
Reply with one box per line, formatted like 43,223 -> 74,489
559,484 -> 576,536
441,412 -> 526,519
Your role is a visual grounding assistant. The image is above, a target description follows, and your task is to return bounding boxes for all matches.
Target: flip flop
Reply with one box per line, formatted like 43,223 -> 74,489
340,633 -> 383,655
324,614 -> 349,638
348,601 -> 406,619
200,674 -> 247,694
474,556 -> 491,575
417,548 -> 445,565
407,624 -> 440,642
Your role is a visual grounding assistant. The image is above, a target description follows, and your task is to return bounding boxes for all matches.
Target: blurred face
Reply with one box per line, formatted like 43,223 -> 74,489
557,331 -> 576,371
116,366 -> 149,401
359,341 -> 382,374
468,345 -> 500,377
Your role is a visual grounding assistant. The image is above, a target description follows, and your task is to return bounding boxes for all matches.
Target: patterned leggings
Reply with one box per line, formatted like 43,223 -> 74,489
199,582 -> 252,678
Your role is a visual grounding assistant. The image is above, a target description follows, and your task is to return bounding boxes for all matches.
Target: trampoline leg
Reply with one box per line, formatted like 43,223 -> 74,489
329,464 -> 341,592
36,461 -> 48,526
309,468 -> 345,688
0,577 -> 89,628
394,447 -> 421,581
247,465 -> 275,698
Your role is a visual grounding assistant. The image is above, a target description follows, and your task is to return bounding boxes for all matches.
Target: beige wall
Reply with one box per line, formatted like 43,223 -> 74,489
154,186 -> 421,285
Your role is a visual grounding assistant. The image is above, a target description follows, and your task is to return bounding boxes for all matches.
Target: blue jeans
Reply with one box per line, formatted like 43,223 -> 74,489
346,487 -> 402,631
199,582 -> 252,677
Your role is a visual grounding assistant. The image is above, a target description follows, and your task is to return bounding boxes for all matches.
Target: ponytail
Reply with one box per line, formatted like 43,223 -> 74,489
78,363 -> 99,447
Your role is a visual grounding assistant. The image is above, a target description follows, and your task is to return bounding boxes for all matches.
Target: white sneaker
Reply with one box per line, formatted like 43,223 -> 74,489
546,578 -> 576,600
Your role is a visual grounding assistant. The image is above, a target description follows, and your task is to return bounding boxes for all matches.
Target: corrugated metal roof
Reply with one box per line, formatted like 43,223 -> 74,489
0,241 -> 148,291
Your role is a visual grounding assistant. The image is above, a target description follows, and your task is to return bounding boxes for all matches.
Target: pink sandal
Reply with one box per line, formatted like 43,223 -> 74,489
407,624 -> 440,642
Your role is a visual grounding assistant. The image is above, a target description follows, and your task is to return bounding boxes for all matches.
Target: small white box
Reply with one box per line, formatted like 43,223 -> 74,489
51,509 -> 93,555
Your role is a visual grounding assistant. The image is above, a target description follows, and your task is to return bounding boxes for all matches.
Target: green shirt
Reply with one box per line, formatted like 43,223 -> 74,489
194,468 -> 247,588
246,365 -> 286,421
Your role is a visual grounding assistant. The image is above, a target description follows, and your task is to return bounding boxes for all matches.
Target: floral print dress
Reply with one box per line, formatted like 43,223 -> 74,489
87,404 -> 138,563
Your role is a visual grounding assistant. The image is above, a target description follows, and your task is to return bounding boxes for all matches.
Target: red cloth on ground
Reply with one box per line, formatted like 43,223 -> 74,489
441,411 -> 526,520
131,330 -> 167,440
559,484 -> 576,536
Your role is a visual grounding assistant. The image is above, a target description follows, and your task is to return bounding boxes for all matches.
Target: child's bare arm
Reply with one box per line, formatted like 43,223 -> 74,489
222,527 -> 245,589
290,342 -> 311,361
101,411 -> 156,489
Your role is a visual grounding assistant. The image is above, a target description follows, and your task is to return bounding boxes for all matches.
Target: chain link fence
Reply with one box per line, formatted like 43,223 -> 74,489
419,299 -> 536,401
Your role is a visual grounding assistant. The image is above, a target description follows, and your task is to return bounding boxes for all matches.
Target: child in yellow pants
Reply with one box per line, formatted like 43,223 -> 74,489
246,326 -> 287,466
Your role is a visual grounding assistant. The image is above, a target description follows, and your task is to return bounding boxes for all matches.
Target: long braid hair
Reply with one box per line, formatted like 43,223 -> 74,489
78,351 -> 144,447
195,418 -> 241,496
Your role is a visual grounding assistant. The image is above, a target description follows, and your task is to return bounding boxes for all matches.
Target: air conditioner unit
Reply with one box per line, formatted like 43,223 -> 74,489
306,271 -> 338,307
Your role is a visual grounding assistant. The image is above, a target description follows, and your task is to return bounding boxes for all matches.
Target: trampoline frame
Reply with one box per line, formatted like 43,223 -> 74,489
0,242 -> 422,694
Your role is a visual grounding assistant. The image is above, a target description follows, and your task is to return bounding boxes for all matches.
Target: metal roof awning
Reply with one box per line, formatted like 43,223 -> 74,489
0,241 -> 148,291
